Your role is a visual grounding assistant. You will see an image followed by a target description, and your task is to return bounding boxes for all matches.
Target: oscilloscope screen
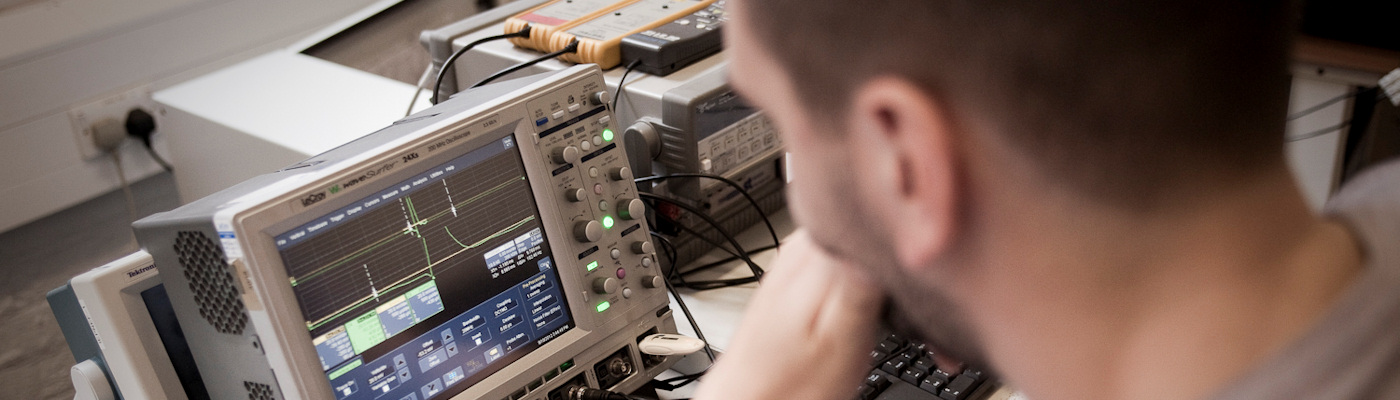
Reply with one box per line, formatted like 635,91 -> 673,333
273,131 -> 575,399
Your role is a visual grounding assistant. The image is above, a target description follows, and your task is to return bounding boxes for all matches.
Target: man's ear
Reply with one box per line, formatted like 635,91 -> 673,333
845,77 -> 960,272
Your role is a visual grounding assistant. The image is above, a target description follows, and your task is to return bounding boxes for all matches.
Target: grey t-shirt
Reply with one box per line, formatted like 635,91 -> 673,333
1209,160 -> 1400,400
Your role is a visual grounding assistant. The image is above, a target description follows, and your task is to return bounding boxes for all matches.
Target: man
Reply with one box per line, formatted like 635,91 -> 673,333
693,0 -> 1400,399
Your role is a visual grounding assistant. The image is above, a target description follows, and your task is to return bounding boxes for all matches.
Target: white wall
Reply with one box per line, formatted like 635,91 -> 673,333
0,0 -> 381,232
1285,64 -> 1382,211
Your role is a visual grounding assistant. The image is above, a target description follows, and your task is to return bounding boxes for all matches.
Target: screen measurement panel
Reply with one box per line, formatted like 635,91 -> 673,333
274,134 -> 574,399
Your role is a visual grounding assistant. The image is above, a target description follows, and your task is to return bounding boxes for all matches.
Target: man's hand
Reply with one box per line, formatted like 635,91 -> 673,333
693,231 -> 883,400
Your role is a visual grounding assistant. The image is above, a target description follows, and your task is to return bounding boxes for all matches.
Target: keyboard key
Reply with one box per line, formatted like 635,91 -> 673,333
856,384 -> 878,400
881,359 -> 908,375
899,349 -> 919,363
901,368 -> 927,385
876,339 -> 901,354
865,372 -> 890,390
920,376 -> 947,394
940,374 -> 977,400
930,368 -> 953,383
870,350 -> 888,362
912,357 -> 935,374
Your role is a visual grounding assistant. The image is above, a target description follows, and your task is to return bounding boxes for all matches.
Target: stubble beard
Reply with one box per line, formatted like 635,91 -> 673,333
797,171 -> 993,371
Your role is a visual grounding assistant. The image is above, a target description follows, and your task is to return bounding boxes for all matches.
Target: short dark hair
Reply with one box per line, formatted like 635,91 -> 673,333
740,0 -> 1296,205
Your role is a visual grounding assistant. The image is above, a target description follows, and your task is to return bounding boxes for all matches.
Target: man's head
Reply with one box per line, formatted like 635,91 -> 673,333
725,0 -> 1296,365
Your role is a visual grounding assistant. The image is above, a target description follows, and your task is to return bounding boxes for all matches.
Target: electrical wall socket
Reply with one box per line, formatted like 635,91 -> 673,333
68,85 -> 158,160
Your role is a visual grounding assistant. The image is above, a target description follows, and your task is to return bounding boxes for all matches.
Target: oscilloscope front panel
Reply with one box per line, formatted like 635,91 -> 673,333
134,65 -> 677,400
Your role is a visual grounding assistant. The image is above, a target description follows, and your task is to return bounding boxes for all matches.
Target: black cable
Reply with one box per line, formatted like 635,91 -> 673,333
645,234 -> 711,392
469,40 -> 579,89
1286,122 -> 1350,142
140,141 -> 173,172
649,209 -> 764,290
124,108 -> 172,172
639,192 -> 764,280
635,173 -> 780,251
1286,86 -> 1381,121
431,26 -> 533,105
568,387 -> 656,400
612,59 -> 642,112
651,232 -> 691,287
650,231 -> 756,290
653,371 -> 705,391
658,222 -> 761,290
667,220 -> 747,265
678,244 -> 778,277
650,233 -> 718,363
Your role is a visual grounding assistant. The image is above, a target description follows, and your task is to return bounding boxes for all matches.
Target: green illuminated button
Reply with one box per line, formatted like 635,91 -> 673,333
596,301 -> 611,313
602,129 -> 614,142
560,359 -> 575,371
602,216 -> 615,229
587,260 -> 599,271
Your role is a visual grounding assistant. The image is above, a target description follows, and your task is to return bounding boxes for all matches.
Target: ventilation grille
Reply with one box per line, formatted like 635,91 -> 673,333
244,381 -> 276,400
174,231 -> 248,335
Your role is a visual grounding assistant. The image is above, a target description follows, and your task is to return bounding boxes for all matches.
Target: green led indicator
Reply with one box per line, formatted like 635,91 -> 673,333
602,215 -> 615,229
602,129 -> 614,142
596,301 -> 611,313
587,260 -> 599,271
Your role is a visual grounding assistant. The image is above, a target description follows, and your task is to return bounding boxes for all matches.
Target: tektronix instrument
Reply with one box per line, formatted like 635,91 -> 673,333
548,0 -> 715,69
48,251 -> 210,400
133,65 -> 680,400
504,0 -> 631,52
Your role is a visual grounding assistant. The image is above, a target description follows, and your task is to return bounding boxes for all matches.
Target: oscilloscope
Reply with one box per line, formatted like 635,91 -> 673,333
133,65 -> 680,400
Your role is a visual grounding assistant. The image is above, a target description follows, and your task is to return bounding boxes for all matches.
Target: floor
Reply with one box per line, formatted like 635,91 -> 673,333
0,172 -> 181,400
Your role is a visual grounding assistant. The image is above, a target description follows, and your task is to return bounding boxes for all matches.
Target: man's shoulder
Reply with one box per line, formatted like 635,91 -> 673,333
1327,159 -> 1400,255
1208,160 -> 1400,400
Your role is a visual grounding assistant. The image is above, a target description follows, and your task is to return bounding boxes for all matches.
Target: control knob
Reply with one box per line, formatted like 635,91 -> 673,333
573,220 -> 602,242
631,241 -> 654,255
565,188 -> 587,202
609,167 -> 633,181
642,275 -> 665,289
551,146 -> 581,164
592,277 -> 620,294
618,198 -> 645,220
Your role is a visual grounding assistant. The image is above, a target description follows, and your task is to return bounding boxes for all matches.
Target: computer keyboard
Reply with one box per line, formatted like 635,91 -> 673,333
856,334 -> 997,400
